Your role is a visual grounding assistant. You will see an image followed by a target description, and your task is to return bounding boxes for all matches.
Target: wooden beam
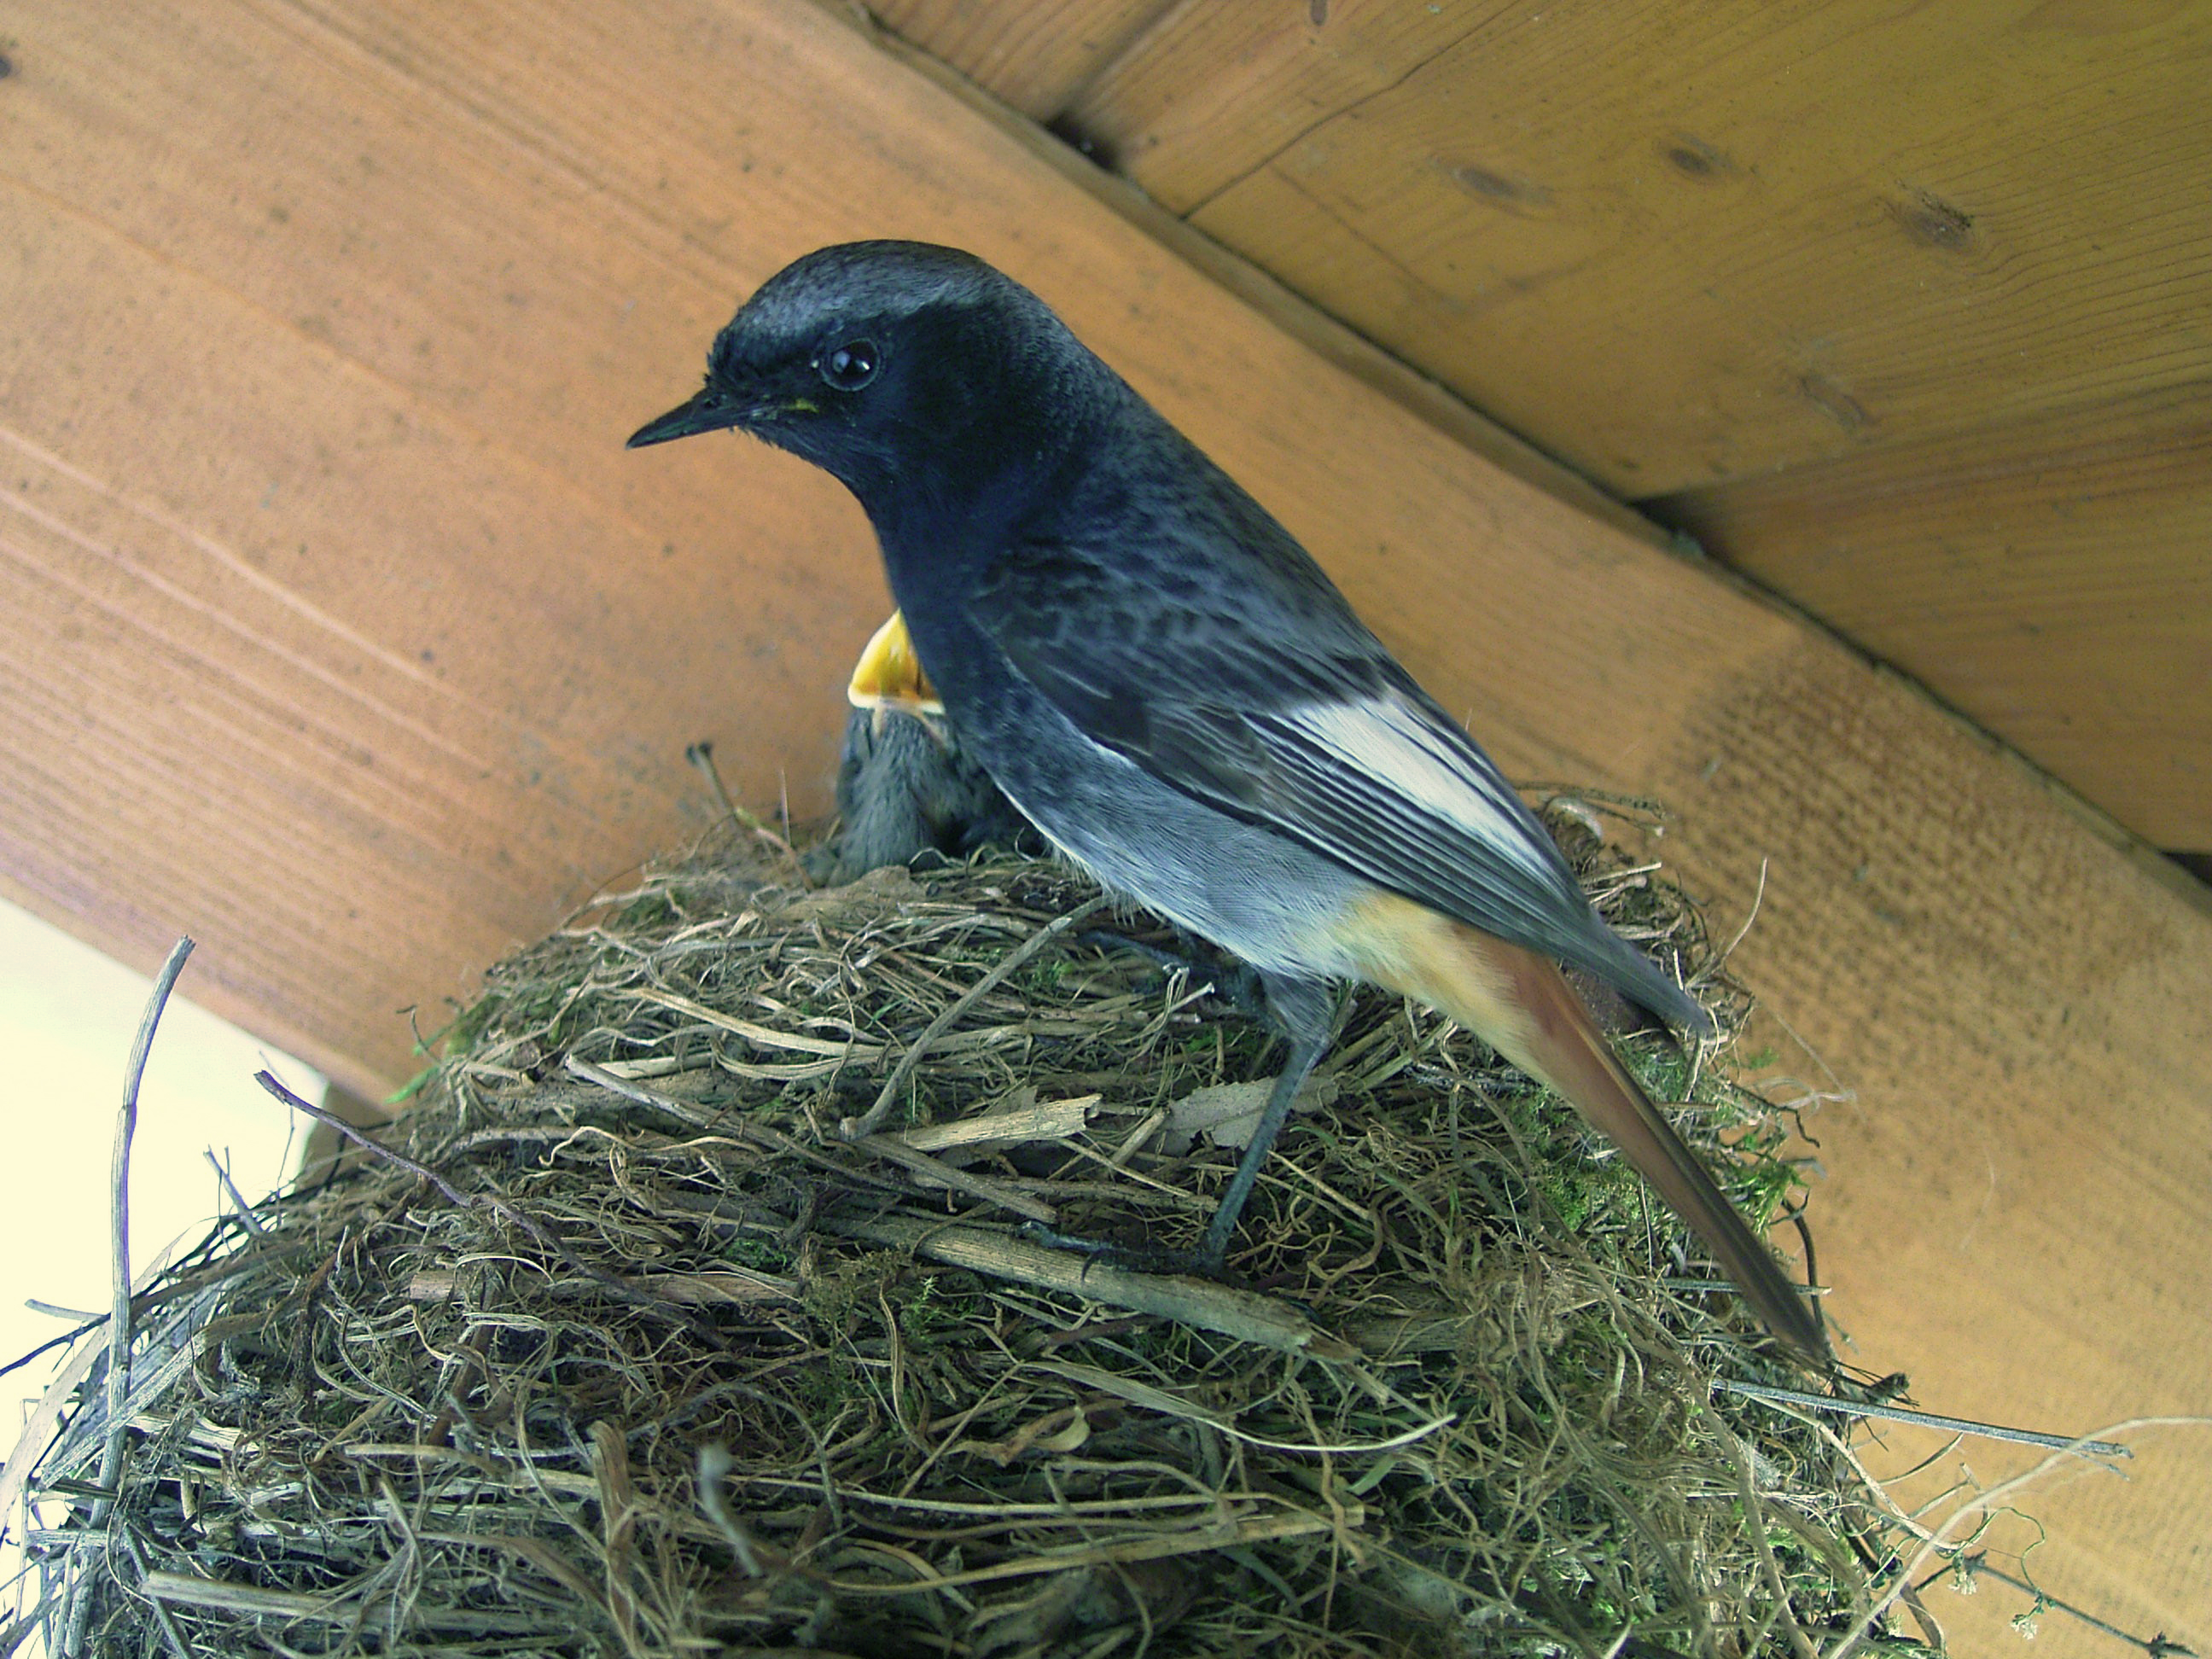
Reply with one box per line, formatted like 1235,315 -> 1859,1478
0,0 -> 902,1094
1653,381 -> 2212,850
1065,0 -> 1475,201
869,0 -> 1167,121
864,9 -> 1681,562
887,0 -> 2212,861
0,3 -> 2205,1649
1068,0 -> 2212,496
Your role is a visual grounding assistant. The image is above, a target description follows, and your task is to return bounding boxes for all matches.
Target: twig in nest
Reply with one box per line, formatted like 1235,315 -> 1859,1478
685,740 -> 800,862
818,1209 -> 1346,1357
1700,854 -> 1768,982
899,1093 -> 1102,1150
685,740 -> 743,827
1729,1433 -> 1822,1659
1719,1380 -> 2133,1458
623,987 -> 885,1061
203,1150 -> 267,1236
1033,1359 -> 1452,1454
97,937 -> 194,1522
253,1070 -> 728,1348
73,936 -> 194,1659
0,1324 -> 96,1385
564,1052 -> 719,1130
1918,1551 -> 2198,1658
693,1445 -> 762,1578
849,1133 -> 1057,1224
121,1527 -> 191,1659
842,894 -> 1109,1140
564,1052 -> 1045,1221
572,1048 -> 1053,1222
1826,1415 -> 2212,1659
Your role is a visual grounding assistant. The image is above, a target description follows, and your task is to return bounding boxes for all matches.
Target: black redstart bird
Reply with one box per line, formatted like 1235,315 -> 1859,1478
631,242 -> 1826,1360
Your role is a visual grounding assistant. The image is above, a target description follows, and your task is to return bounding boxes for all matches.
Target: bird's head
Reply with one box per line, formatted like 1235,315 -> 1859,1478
628,241 -> 1097,521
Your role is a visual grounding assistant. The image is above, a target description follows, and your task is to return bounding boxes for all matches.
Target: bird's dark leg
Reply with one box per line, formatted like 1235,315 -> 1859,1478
1022,970 -> 1337,1278
1191,972 -> 1335,1271
1075,928 -> 1269,1022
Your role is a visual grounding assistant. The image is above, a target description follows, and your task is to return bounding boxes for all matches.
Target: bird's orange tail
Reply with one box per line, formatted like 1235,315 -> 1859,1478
1342,892 -> 1828,1363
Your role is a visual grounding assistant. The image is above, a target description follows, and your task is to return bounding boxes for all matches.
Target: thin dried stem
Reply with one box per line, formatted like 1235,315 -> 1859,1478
842,894 -> 1110,1138
71,937 -> 194,1658
1720,1379 -> 2133,1458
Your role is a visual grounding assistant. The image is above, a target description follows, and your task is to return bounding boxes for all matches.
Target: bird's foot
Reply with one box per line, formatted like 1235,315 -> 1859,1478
1019,1221 -> 1225,1280
1074,930 -> 1269,1022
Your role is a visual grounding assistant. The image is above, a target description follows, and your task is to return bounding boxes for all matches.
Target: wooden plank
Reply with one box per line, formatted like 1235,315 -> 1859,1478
869,15 -> 1690,564
1653,382 -> 2212,850
1046,0 -> 2212,851
0,0 -> 905,1093
1065,0 -> 1477,201
869,0 -> 1165,120
1070,0 -> 2212,498
0,3 -> 2206,1648
876,1 -> 2212,853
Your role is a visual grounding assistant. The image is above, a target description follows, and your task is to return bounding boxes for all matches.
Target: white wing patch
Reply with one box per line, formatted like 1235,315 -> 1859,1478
1283,696 -> 1555,880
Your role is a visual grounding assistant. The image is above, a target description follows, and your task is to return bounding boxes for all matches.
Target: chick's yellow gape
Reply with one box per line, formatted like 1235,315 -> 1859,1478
847,609 -> 943,716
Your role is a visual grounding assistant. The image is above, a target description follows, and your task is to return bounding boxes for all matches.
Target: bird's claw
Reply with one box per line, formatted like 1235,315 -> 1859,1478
1018,1222 -> 1224,1280
1074,930 -> 1270,1022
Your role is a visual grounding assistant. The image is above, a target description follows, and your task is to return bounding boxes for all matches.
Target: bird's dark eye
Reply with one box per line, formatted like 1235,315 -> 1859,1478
818,340 -> 879,391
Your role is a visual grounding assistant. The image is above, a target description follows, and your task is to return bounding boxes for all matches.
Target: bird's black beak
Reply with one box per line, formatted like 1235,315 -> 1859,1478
626,384 -> 749,449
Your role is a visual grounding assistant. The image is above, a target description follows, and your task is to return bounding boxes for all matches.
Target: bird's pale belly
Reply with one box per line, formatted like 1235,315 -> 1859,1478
972,698 -> 1369,981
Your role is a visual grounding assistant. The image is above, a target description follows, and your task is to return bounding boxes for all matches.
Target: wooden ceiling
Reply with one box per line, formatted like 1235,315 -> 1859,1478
3,3 -> 2209,1649
877,0 -> 2212,853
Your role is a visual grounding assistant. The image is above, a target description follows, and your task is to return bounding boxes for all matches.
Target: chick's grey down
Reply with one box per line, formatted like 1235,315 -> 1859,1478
628,240 -> 1825,1362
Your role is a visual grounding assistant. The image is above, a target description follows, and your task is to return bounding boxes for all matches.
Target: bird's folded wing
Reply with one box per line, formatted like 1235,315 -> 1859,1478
974,537 -> 1707,1030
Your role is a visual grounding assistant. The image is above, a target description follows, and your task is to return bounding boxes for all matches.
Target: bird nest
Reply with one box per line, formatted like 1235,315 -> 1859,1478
9,806 -> 1941,1658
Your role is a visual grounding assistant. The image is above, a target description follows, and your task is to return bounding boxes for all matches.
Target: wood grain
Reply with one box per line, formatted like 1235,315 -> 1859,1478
869,0 -> 1166,119
1653,381 -> 2212,849
0,2 -> 2205,1648
0,0 -> 906,1093
1064,0 -> 1477,205
1071,1 -> 2212,492
902,0 -> 2212,849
